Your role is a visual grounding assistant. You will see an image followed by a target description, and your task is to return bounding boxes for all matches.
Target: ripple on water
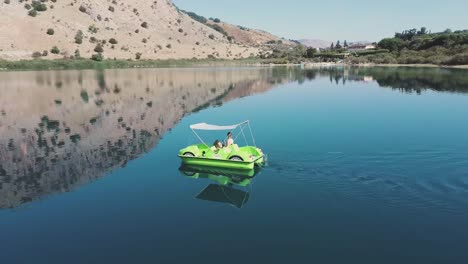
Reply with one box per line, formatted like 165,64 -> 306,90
268,150 -> 468,214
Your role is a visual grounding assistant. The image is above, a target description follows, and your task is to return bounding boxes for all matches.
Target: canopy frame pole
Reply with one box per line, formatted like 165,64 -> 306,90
240,123 -> 248,147
247,122 -> 257,147
191,128 -> 209,147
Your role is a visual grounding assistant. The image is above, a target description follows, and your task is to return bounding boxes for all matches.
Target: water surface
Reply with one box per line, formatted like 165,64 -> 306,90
1,66 -> 468,263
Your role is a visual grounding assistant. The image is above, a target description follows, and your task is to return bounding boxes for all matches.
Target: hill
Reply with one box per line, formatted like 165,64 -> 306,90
181,10 -> 294,47
297,39 -> 331,49
349,28 -> 468,65
0,0 -> 260,61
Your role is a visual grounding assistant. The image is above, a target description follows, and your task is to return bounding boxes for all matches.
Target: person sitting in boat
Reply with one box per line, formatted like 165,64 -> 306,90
212,140 -> 223,150
226,132 -> 234,147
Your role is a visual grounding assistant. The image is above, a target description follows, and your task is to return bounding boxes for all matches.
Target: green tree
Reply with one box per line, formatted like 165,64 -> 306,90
378,38 -> 405,52
344,40 -> 348,48
306,47 -> 317,58
418,27 -> 428,35
330,42 -> 335,50
335,40 -> 342,49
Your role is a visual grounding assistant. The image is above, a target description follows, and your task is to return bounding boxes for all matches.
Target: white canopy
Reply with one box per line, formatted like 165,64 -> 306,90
190,121 -> 248,131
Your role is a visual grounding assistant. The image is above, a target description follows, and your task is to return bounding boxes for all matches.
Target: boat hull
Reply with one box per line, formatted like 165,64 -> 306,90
178,155 -> 263,170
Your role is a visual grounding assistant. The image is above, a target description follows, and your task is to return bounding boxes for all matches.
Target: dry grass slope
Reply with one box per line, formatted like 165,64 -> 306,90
0,0 -> 260,61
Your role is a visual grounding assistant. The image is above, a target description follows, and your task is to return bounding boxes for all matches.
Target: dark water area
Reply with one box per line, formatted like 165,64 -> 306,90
1,66 -> 468,263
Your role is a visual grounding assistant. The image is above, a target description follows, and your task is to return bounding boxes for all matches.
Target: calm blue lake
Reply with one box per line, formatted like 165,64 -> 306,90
1,66 -> 468,263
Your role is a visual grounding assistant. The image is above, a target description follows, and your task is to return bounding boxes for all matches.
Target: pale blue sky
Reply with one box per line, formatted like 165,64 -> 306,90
173,0 -> 468,42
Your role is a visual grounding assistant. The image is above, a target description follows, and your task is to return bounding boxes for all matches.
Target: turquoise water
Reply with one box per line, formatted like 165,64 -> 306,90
1,67 -> 468,263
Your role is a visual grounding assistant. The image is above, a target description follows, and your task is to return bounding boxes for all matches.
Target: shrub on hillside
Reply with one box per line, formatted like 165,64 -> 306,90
109,38 -> 118,44
443,53 -> 468,65
79,6 -> 86,13
183,11 -> 208,24
74,49 -> 81,59
47,28 -> 55,35
91,53 -> 104,61
74,30 -> 83,44
208,34 -> 215,40
135,52 -> 142,60
213,18 -> 221,23
24,3 -> 32,10
28,9 -> 38,17
166,44 -> 172,49
42,50 -> 48,56
31,1 -> 47,11
50,46 -> 60,54
141,22 -> 148,28
94,44 -> 104,53
32,51 -> 42,58
88,25 -> 98,34
4,0 -> 11,4
108,6 -> 114,12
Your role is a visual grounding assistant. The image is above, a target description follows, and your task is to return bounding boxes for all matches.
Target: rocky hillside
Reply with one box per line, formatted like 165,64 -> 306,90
205,19 -> 294,47
0,0 -> 260,61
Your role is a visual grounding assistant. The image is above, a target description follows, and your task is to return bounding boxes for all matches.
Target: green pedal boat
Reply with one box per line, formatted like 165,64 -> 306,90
178,121 -> 265,170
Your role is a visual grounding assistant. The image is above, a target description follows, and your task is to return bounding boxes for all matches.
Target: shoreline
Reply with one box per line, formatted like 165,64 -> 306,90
304,62 -> 468,69
352,63 -> 468,69
1,58 -> 467,72
0,58 -> 302,72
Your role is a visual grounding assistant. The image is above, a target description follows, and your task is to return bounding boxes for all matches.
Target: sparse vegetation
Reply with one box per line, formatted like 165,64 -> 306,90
108,6 -> 115,12
141,22 -> 148,28
135,52 -> 142,60
109,38 -> 118,44
46,28 -> 55,35
79,6 -> 86,13
182,10 -> 208,24
208,34 -> 215,40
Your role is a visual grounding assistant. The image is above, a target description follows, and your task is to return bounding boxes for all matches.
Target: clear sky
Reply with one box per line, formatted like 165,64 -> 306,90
173,0 -> 468,42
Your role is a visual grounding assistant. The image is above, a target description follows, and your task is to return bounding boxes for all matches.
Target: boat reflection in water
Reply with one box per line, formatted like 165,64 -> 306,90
179,165 -> 262,209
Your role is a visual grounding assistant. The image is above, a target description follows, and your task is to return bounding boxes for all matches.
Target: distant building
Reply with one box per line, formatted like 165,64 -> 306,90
347,44 -> 376,52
